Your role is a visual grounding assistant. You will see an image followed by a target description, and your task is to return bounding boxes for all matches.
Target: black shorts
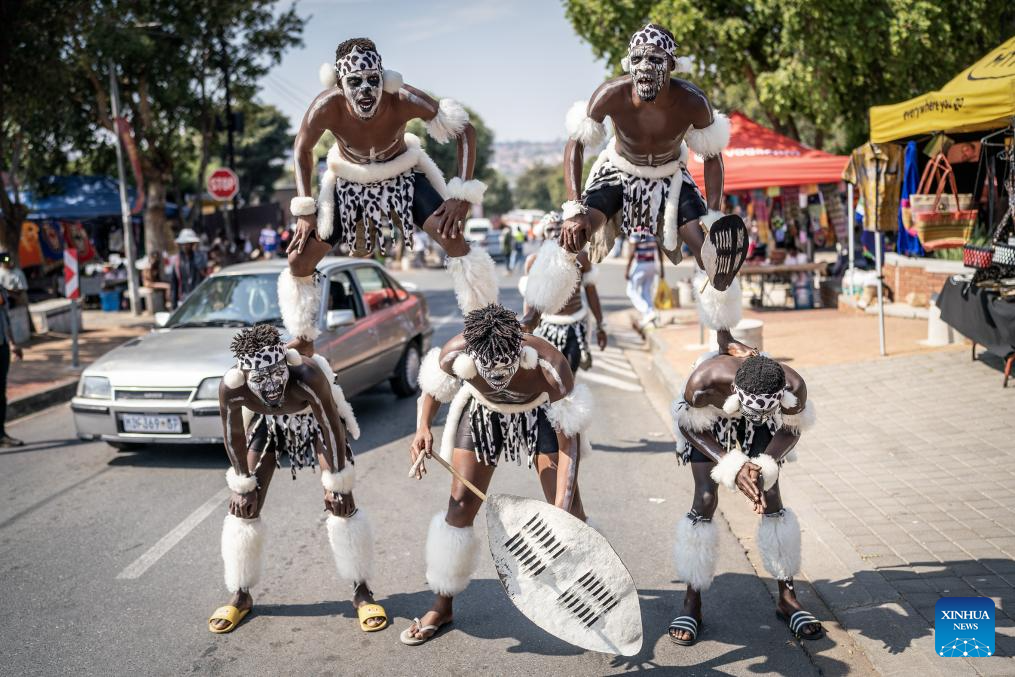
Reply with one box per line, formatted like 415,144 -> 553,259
322,172 -> 445,247
583,168 -> 707,228
455,406 -> 559,457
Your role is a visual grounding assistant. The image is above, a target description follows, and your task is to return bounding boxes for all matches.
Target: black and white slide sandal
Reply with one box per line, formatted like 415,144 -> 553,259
776,609 -> 825,641
668,615 -> 703,646
702,214 -> 749,291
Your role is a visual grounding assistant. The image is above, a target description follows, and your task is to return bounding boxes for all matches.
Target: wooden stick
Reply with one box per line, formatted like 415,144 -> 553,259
408,452 -> 487,502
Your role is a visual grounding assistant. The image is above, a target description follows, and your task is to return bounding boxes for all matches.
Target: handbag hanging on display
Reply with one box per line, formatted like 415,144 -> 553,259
962,244 -> 994,269
990,145 -> 1015,267
910,153 -> 977,249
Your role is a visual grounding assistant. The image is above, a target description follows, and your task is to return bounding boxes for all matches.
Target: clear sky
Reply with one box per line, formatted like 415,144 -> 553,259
260,0 -> 613,142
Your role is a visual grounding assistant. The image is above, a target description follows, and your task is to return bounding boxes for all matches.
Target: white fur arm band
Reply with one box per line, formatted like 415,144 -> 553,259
226,467 -> 258,494
446,177 -> 487,206
561,200 -> 587,220
753,453 -> 780,492
582,265 -> 599,287
546,383 -> 594,437
419,348 -> 461,403
565,100 -> 606,148
782,400 -> 817,435
685,112 -> 731,158
322,464 -> 355,494
710,448 -> 750,491
426,98 -> 469,143
290,196 -> 318,217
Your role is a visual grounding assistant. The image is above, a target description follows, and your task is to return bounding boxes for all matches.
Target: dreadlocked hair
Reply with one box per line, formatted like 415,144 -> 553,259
734,354 -> 785,395
336,38 -> 377,61
230,323 -> 282,360
463,304 -> 522,363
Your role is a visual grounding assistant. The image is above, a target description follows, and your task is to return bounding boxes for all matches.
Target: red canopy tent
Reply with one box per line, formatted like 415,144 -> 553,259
686,112 -> 848,192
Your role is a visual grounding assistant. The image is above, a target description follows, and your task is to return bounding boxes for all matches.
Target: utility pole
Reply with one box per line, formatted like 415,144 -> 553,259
109,59 -> 141,316
220,29 -> 238,242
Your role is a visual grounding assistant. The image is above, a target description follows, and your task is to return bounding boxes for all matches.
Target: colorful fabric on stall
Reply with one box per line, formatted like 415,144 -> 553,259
896,141 -> 925,257
38,221 -> 64,260
842,142 -> 904,231
18,222 -> 43,268
63,221 -> 97,262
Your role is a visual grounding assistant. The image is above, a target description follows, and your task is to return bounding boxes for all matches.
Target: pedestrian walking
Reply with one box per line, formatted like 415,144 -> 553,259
0,285 -> 24,447
258,224 -> 280,257
501,225 -> 514,271
170,228 -> 207,309
510,226 -> 525,271
625,232 -> 661,329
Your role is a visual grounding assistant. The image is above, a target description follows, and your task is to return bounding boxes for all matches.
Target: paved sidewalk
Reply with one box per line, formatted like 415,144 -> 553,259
8,310 -> 152,419
641,308 -> 1015,676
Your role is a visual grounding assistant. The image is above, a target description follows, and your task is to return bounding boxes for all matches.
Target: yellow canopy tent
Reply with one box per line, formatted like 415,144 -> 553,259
870,37 -> 1015,143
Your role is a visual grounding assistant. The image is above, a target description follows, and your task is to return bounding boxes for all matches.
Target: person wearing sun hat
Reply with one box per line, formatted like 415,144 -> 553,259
170,227 -> 206,308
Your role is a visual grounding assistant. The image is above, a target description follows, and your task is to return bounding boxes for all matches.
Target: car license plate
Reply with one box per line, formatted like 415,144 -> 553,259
121,414 -> 183,434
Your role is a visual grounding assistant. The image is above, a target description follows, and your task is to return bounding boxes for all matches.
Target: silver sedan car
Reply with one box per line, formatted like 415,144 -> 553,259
72,257 -> 432,448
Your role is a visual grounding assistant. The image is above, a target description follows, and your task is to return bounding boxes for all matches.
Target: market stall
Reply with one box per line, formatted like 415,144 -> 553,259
686,112 -> 850,308
853,37 -> 1015,357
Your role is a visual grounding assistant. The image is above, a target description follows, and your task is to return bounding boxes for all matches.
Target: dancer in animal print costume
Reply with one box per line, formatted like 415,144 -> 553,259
525,23 -> 751,357
208,325 -> 385,635
402,304 -> 595,646
668,352 -> 822,646
520,211 -> 606,373
283,37 -> 496,355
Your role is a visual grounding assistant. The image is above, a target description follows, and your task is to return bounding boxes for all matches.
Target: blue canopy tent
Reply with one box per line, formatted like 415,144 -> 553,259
4,175 -> 180,220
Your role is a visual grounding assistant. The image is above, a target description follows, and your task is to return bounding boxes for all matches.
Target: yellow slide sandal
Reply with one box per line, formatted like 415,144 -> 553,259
357,603 -> 388,632
208,605 -> 250,634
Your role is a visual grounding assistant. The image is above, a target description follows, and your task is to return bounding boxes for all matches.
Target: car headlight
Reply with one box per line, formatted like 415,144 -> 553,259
195,377 -> 222,401
79,376 -> 111,399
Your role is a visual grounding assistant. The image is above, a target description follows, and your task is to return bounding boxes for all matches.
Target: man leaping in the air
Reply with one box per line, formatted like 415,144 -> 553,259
282,37 -> 497,353
525,24 -> 750,356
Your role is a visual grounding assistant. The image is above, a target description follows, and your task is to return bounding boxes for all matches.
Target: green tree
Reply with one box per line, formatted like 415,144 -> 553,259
514,164 -> 561,211
222,102 -> 292,203
65,0 -> 304,254
563,0 -> 1015,151
483,170 -> 514,216
0,0 -> 89,263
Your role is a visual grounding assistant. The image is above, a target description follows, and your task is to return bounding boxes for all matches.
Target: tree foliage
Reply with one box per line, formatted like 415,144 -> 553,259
514,164 -> 567,212
563,0 -> 1015,151
483,170 -> 514,216
223,102 -> 293,203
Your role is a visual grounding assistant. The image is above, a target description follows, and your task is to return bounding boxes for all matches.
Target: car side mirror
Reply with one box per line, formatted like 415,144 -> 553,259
154,311 -> 171,328
326,309 -> 356,329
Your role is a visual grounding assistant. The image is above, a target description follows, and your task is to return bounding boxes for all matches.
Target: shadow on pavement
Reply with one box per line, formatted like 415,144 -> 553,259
0,437 -> 91,456
593,438 -> 675,454
108,443 -> 225,469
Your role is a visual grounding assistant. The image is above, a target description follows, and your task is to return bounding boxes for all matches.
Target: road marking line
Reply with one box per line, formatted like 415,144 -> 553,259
117,487 -> 230,580
578,371 -> 643,392
592,360 -> 638,379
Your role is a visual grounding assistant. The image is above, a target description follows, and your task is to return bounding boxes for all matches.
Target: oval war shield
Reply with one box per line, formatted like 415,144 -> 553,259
486,494 -> 643,656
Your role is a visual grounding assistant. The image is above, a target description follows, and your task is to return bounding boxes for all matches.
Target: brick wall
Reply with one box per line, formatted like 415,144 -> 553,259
884,262 -> 954,299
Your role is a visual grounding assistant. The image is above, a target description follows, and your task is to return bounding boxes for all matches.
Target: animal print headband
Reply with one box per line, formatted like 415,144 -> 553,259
733,384 -> 785,413
628,24 -> 677,59
237,343 -> 286,371
335,45 -> 382,80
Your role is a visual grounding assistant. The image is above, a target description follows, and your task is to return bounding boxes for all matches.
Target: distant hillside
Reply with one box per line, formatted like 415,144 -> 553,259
492,140 -> 565,182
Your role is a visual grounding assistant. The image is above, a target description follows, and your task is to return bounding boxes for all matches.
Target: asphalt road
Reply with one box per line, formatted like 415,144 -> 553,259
0,255 -> 829,676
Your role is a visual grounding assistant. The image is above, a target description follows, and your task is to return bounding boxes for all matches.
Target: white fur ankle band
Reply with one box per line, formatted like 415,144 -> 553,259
446,177 -> 488,205
277,269 -> 322,341
710,447 -> 750,491
290,196 -> 317,217
321,464 -> 356,494
326,509 -> 375,584
446,248 -> 498,313
226,467 -> 258,494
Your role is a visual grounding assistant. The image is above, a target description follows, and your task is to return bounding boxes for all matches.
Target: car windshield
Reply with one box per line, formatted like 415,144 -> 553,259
167,274 -> 282,328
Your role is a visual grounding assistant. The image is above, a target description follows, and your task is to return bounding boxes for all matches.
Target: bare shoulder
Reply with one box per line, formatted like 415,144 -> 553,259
524,252 -> 538,274
588,77 -> 629,119
683,354 -> 732,405
439,334 -> 467,373
525,335 -> 574,397
305,88 -> 346,124
219,378 -> 247,404
293,360 -> 328,389
781,362 -> 807,410
670,78 -> 712,122
396,83 -> 439,121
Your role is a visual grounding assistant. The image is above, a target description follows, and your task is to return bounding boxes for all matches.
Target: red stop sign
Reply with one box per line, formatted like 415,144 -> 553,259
207,168 -> 239,201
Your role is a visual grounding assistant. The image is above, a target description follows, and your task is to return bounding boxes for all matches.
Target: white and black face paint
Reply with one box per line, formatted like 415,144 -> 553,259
629,45 -> 670,101
247,360 -> 290,408
342,70 -> 383,119
475,353 -> 520,391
